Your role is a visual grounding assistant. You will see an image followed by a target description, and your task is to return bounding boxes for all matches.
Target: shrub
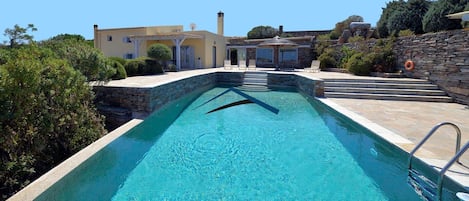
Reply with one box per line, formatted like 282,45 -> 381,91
124,58 -> 146,76
144,59 -> 164,75
0,46 -> 105,198
346,52 -> 372,75
369,39 -> 396,73
108,56 -> 127,66
398,29 -> 415,37
318,48 -> 338,69
42,39 -> 112,81
315,34 -> 335,56
123,57 -> 164,76
167,63 -> 177,72
109,60 -> 127,80
339,46 -> 358,68
0,48 -> 10,65
348,35 -> 365,43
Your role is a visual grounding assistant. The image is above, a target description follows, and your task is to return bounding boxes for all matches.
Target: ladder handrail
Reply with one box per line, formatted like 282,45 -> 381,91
437,141 -> 469,200
407,122 -> 462,170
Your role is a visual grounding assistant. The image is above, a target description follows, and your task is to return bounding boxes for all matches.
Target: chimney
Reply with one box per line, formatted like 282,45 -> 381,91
93,24 -> 99,48
217,11 -> 224,36
279,25 -> 283,35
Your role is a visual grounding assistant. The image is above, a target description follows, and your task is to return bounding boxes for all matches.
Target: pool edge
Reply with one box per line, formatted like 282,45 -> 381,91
7,119 -> 144,201
315,97 -> 469,195
8,69 -> 468,200
316,98 -> 414,146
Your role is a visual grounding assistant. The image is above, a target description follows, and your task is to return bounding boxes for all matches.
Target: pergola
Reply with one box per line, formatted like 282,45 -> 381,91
129,33 -> 203,71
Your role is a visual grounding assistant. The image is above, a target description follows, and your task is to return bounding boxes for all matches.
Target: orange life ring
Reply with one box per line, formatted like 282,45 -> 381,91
404,60 -> 415,71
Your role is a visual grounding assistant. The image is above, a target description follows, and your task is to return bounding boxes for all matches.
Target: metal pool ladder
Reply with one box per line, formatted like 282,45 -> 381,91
407,122 -> 469,201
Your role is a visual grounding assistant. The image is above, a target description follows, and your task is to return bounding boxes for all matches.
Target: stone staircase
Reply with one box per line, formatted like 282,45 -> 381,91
237,71 -> 270,92
324,78 -> 453,102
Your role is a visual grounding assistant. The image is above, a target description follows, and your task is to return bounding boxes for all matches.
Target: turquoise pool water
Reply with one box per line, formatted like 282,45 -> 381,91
38,87 -> 426,200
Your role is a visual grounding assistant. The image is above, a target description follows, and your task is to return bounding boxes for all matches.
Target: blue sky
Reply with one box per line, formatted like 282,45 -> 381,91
1,0 -> 390,42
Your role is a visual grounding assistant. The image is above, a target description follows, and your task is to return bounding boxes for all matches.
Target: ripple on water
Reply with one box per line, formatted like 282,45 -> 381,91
170,131 -> 239,172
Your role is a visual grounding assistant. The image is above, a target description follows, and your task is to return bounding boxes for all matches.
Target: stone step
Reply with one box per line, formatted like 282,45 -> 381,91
236,84 -> 270,92
324,82 -> 440,90
244,71 -> 267,74
323,77 -> 453,102
244,72 -> 267,76
243,77 -> 267,81
325,92 -> 453,102
323,78 -> 432,84
243,72 -> 267,86
325,87 -> 447,96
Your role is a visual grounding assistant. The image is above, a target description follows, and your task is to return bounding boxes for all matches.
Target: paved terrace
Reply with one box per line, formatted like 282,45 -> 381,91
97,67 -> 469,187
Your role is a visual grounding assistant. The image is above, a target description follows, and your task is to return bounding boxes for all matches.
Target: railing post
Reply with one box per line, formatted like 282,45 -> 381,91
437,142 -> 469,200
407,122 -> 462,170
406,122 -> 464,201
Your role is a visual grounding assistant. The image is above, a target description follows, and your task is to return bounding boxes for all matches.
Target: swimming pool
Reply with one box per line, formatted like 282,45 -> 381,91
36,87 -> 444,200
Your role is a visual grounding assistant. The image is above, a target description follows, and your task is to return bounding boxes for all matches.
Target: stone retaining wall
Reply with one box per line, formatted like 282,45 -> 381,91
94,73 -> 217,130
296,74 -> 325,98
394,29 -> 469,105
94,72 -> 324,130
331,29 -> 469,105
267,73 -> 324,97
332,29 -> 469,105
216,72 -> 244,86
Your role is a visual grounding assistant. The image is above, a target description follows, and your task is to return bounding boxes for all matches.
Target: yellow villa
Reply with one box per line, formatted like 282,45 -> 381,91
94,12 -> 227,70
93,11 -> 332,71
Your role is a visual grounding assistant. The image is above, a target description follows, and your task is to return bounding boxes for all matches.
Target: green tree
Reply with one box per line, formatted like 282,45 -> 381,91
386,8 -> 411,36
247,26 -> 278,39
386,0 -> 430,36
0,45 -> 106,198
147,44 -> 171,73
3,24 -> 37,48
377,0 -> 406,38
48,34 -> 85,42
147,44 -> 171,61
378,0 -> 430,36
407,0 -> 431,34
423,0 -> 467,32
48,34 -> 94,47
42,37 -> 115,81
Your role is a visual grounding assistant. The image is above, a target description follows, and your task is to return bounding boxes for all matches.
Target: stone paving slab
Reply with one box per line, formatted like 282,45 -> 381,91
91,68 -> 220,88
301,70 -> 469,189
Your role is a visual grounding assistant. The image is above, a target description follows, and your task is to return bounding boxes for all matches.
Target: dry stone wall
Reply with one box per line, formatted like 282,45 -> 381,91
332,29 -> 469,105
94,73 -> 217,130
394,29 -> 469,105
